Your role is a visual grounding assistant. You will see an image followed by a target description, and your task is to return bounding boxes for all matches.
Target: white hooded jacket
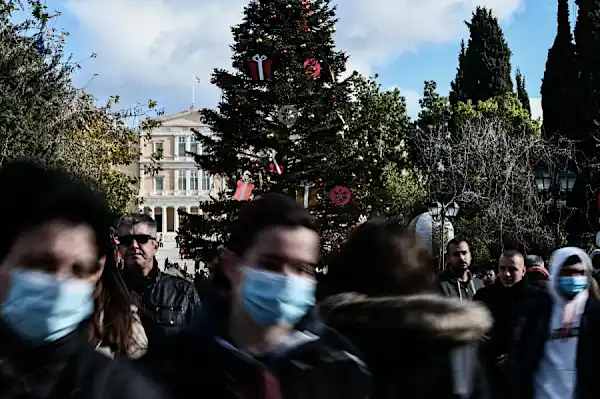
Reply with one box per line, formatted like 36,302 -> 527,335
533,247 -> 591,399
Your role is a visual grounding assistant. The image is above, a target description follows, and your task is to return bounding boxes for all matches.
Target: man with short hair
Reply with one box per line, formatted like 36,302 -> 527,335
161,193 -> 370,399
116,213 -> 201,372
475,250 -> 531,398
437,239 -> 483,300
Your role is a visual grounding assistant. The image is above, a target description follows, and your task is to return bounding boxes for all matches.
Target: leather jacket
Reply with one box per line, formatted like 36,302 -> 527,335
124,259 -> 201,360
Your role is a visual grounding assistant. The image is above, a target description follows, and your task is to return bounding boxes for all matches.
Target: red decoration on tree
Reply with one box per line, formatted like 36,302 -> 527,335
330,186 -> 351,206
314,177 -> 322,183
304,27 -> 311,32
234,180 -> 254,200
252,163 -> 259,169
269,162 -> 284,174
303,58 -> 320,78
215,81 -> 221,87
247,54 -> 273,81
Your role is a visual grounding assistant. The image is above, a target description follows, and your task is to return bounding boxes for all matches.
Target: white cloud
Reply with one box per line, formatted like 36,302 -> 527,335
63,0 -> 525,111
529,97 -> 542,120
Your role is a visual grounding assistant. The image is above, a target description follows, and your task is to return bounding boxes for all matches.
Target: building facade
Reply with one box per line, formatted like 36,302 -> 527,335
138,107 -> 223,270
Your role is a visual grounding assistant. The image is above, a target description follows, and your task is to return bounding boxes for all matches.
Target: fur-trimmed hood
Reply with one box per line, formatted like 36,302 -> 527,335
319,293 -> 492,358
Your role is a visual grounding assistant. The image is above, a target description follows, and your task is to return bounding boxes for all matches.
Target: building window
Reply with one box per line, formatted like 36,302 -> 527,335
154,176 -> 164,192
154,141 -> 163,154
178,135 -> 186,156
178,169 -> 187,191
190,169 -> 198,190
200,170 -> 212,191
190,135 -> 198,154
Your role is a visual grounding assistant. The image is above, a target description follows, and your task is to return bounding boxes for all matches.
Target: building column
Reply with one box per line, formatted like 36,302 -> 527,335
186,170 -> 191,194
149,208 -> 155,220
174,207 -> 180,231
161,206 -> 167,233
174,169 -> 179,192
186,206 -> 191,215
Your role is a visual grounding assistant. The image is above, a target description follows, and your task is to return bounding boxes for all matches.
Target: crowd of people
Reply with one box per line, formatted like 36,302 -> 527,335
0,158 -> 598,399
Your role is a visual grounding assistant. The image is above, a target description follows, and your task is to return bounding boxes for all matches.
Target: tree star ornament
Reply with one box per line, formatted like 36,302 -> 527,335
330,186 -> 351,206
277,105 -> 299,126
246,54 -> 273,81
303,58 -> 321,78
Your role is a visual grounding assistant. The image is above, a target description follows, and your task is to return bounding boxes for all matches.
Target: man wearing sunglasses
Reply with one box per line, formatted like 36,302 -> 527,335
116,213 -> 201,377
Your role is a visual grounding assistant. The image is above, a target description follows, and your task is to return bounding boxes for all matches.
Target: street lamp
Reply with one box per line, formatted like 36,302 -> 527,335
558,170 -> 577,192
534,166 -> 577,245
534,169 -> 552,192
428,201 -> 460,270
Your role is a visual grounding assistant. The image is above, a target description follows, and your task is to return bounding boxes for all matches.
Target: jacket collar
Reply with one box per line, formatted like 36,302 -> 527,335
123,258 -> 161,290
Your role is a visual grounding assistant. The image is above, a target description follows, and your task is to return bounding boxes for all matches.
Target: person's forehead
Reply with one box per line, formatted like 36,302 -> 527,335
18,222 -> 97,260
500,254 -> 524,267
561,262 -> 585,271
119,223 -> 153,236
249,226 -> 319,263
453,242 -> 469,251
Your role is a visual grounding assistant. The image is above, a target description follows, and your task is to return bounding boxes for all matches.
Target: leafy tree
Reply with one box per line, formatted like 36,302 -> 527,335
0,0 -> 162,216
449,7 -> 513,106
574,0 -> 600,153
454,93 -> 540,136
417,80 -> 452,130
515,69 -> 531,116
541,0 -> 578,140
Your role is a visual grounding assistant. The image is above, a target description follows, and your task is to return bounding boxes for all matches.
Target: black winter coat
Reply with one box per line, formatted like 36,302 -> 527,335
124,260 -> 201,375
319,292 -> 492,399
507,290 -> 600,399
0,320 -> 166,399
159,297 -> 370,399
474,280 -> 536,395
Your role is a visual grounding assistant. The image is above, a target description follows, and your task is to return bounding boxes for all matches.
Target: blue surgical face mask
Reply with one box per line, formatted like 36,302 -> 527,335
1,268 -> 94,344
238,266 -> 316,328
557,275 -> 588,299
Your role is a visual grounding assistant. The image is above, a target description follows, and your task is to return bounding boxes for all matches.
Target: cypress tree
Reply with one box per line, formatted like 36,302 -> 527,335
449,7 -> 513,105
449,40 -> 467,106
574,0 -> 600,151
516,69 -> 532,115
541,0 -> 578,140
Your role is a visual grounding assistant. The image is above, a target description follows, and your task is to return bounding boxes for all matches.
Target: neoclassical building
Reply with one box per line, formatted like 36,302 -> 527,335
138,106 -> 223,270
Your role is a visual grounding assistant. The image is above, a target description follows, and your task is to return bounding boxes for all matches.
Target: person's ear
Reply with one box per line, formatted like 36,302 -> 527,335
220,249 -> 242,287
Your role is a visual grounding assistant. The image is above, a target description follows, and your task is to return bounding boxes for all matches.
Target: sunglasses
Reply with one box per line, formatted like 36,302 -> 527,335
118,234 -> 156,246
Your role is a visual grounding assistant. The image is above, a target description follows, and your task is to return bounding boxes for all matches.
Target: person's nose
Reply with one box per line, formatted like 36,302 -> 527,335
130,239 -> 140,249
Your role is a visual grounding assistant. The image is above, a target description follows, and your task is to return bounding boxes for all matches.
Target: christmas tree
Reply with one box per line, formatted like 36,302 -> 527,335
177,0 -> 395,264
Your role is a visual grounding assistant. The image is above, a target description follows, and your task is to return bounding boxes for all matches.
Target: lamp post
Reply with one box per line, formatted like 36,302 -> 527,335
534,167 -> 577,245
428,201 -> 459,270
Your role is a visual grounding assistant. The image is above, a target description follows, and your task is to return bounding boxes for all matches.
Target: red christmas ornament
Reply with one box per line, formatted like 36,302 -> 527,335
215,81 -> 221,87
303,58 -> 321,78
269,162 -> 284,174
239,100 -> 244,105
271,14 -> 277,18
208,169 -> 217,175
241,143 -> 250,149
281,49 -> 287,54
252,163 -> 259,169
304,27 -> 311,32
246,54 -> 273,81
330,186 -> 351,206
314,177 -> 322,183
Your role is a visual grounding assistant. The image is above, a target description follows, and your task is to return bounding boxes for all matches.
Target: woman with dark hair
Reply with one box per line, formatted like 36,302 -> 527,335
319,218 -> 492,399
88,243 -> 147,359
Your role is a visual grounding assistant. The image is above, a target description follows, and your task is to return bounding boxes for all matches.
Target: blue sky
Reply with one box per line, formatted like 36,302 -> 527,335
44,0 -> 565,119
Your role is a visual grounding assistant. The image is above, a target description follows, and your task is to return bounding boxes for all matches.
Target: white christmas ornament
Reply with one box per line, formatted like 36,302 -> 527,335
408,212 -> 454,256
